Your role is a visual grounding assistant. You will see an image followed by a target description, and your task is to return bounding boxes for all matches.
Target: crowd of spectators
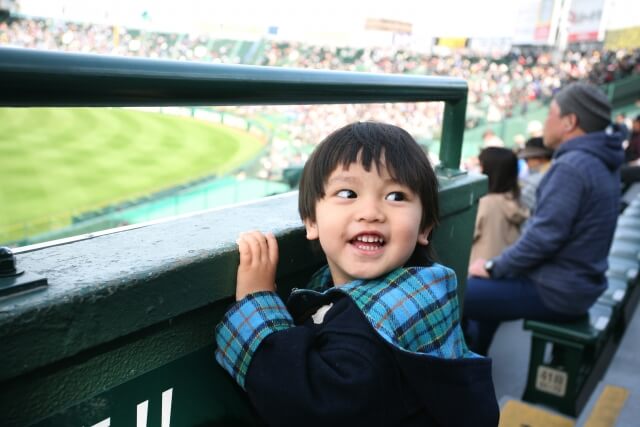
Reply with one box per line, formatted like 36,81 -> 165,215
2,16 -> 639,179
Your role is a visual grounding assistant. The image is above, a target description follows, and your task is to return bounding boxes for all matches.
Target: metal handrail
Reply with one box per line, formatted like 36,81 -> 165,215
0,46 -> 468,169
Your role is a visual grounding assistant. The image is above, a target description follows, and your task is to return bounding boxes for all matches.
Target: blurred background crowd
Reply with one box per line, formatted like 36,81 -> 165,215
2,15 -> 639,178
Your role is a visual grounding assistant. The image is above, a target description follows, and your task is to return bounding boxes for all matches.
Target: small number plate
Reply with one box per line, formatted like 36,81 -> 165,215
535,366 -> 568,397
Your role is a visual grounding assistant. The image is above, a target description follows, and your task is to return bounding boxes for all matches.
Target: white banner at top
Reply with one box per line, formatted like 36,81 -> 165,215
567,0 -> 606,42
512,0 -> 559,45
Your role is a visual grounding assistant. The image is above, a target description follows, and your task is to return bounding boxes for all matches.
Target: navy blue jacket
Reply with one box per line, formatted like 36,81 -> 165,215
216,266 -> 499,426
492,131 -> 624,314
248,294 -> 498,426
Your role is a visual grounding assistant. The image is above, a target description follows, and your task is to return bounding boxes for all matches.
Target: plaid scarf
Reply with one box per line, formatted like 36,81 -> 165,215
216,263 -> 474,388
296,264 -> 472,358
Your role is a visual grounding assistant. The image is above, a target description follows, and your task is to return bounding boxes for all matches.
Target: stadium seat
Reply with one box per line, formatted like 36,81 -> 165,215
522,302 -> 615,416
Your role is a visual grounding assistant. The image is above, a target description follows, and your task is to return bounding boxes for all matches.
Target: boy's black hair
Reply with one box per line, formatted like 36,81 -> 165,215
478,146 -> 520,199
298,121 -> 440,265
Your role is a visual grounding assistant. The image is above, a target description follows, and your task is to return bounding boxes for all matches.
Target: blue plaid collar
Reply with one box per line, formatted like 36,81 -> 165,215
290,264 -> 472,358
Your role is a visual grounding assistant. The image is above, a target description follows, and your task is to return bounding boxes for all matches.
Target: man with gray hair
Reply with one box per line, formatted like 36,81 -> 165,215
464,82 -> 624,355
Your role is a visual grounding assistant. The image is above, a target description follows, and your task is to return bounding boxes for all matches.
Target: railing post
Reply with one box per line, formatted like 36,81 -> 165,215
439,95 -> 468,172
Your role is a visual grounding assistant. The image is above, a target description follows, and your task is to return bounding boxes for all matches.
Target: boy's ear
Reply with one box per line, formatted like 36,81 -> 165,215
417,225 -> 433,246
304,219 -> 319,240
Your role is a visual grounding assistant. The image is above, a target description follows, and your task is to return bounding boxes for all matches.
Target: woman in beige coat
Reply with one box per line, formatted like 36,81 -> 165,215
469,147 -> 529,269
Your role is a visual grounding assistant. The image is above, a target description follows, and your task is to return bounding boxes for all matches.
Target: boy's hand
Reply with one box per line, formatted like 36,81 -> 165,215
236,231 -> 279,301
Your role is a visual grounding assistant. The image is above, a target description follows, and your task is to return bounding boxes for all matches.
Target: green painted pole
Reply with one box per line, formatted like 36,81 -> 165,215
439,94 -> 468,171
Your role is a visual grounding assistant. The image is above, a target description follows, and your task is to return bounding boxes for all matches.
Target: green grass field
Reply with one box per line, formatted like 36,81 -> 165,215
0,108 -> 265,238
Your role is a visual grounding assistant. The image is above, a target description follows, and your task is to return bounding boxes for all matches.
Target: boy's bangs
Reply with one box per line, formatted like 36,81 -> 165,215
331,134 -> 416,193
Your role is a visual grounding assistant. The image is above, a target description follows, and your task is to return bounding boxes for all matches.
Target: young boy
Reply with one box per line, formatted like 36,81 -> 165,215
215,122 -> 499,426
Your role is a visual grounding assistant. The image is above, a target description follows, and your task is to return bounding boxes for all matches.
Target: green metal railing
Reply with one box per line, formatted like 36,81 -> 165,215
0,47 -> 485,427
605,73 -> 640,109
0,46 -> 468,170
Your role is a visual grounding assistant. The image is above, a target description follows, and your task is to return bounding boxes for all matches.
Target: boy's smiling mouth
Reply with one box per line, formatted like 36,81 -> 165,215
350,233 -> 386,252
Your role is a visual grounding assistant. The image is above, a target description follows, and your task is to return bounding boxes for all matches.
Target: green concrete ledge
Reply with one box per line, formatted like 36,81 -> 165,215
1,193 -> 307,380
0,172 -> 485,426
0,192 -> 319,426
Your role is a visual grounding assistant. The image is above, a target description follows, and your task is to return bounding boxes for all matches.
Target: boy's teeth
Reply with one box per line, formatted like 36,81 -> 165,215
355,235 -> 384,243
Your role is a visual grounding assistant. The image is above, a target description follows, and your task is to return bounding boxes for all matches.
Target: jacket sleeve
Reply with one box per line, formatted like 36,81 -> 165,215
492,162 -> 585,277
215,291 -> 294,388
216,294 -> 408,426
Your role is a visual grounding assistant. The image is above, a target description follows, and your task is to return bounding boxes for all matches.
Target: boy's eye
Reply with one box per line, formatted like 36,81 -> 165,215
336,189 -> 357,199
386,191 -> 407,201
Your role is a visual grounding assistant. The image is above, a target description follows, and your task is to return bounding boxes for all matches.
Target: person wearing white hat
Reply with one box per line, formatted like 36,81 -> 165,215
518,137 -> 554,212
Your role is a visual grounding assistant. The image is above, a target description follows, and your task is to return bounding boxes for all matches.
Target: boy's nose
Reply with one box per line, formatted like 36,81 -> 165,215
357,199 -> 385,222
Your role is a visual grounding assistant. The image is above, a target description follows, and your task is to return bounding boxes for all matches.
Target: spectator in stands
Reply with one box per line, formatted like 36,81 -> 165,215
518,137 -> 554,212
614,113 -> 630,143
469,147 -> 528,268
465,82 -> 624,356
5,16 -> 639,183
622,116 -> 640,194
625,115 -> 640,164
526,120 -> 543,138
215,122 -> 499,426
481,129 -> 504,148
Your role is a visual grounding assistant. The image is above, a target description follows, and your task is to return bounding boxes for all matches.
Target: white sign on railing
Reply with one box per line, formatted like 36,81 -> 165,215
90,388 -> 173,427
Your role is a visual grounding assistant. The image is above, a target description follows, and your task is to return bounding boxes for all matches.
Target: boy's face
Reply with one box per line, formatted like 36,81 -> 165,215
304,160 -> 430,286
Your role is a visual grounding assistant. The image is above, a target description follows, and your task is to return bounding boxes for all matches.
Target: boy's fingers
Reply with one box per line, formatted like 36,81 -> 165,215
237,231 -> 277,266
238,232 -> 259,264
237,236 -> 252,265
244,231 -> 268,263
256,232 -> 270,262
242,232 -> 266,264
266,232 -> 279,264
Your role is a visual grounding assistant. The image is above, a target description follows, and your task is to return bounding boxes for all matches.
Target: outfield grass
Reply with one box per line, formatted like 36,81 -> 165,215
0,108 -> 265,237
